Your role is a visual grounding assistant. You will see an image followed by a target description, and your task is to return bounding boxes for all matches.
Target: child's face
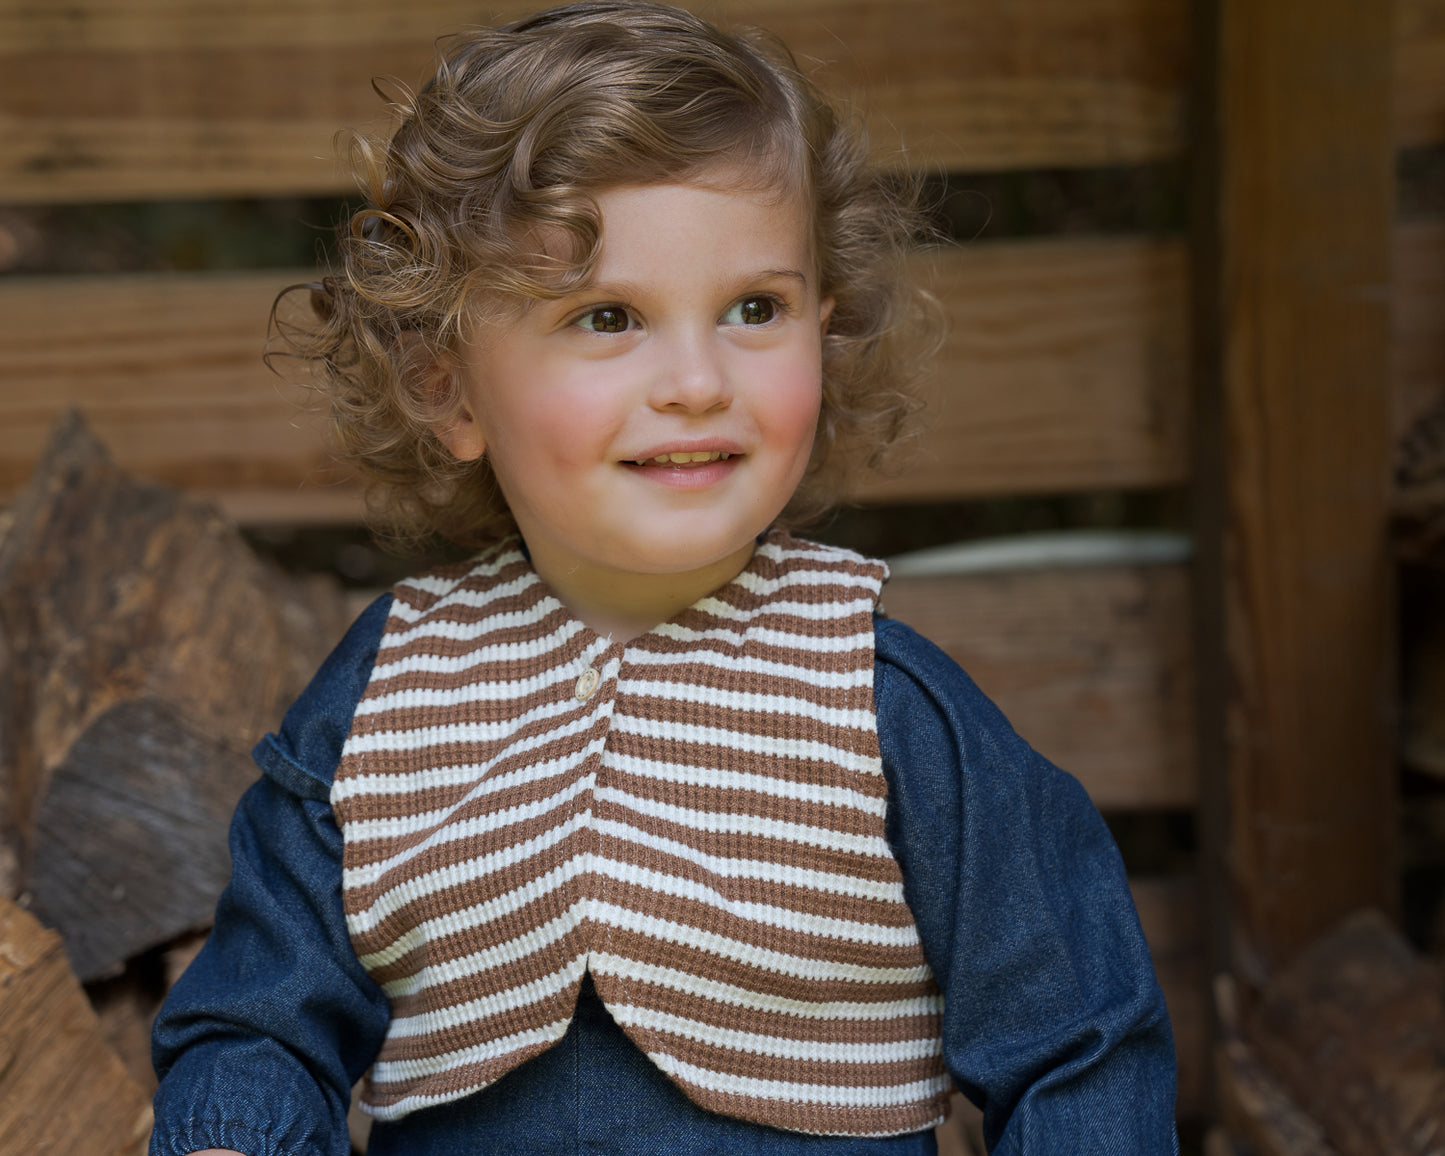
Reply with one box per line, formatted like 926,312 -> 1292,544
440,172 -> 832,625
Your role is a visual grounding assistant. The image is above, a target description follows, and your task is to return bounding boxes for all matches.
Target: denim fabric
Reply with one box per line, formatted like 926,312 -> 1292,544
151,597 -> 1178,1155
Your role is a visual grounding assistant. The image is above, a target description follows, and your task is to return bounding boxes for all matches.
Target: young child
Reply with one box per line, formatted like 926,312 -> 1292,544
149,3 -> 1179,1153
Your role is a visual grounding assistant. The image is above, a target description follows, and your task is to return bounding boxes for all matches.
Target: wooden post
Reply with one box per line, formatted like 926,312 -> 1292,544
1195,0 -> 1398,980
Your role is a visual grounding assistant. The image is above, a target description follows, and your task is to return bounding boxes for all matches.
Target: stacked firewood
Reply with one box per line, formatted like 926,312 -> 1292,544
0,414 -> 352,1149
1210,911 -> 1445,1156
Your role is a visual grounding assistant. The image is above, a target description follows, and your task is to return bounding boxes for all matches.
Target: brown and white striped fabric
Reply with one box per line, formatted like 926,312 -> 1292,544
331,529 -> 951,1136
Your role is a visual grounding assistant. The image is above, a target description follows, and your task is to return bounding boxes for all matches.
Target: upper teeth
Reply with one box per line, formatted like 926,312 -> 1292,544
635,451 -> 731,465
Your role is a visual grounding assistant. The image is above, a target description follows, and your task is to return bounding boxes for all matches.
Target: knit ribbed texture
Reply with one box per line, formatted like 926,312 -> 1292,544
332,530 -> 950,1136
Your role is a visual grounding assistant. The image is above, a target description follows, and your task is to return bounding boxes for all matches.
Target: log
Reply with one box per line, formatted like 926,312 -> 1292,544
0,412 -> 351,979
1215,1037 -> 1338,1156
29,697 -> 269,983
1246,909 -> 1445,1156
0,894 -> 152,1155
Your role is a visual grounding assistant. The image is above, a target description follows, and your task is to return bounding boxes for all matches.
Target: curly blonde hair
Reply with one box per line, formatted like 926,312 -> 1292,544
273,0 -> 937,549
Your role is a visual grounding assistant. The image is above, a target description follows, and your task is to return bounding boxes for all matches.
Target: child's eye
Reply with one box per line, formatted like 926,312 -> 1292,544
574,306 -> 634,333
722,296 -> 778,326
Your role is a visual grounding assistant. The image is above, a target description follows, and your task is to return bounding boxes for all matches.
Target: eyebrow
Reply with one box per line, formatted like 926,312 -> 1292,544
748,268 -> 810,287
567,268 -> 812,303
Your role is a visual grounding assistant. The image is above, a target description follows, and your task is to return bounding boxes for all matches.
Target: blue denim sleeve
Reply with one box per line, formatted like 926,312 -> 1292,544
150,595 -> 394,1156
873,615 -> 1179,1156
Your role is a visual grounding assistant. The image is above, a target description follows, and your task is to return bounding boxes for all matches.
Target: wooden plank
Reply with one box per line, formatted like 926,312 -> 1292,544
858,237 -> 1190,502
6,208 -> 1434,514
1199,0 -> 1397,974
0,0 -> 1189,203
0,269 -> 355,520
879,562 -> 1195,810
0,236 -> 1191,519
2,214 -> 1434,516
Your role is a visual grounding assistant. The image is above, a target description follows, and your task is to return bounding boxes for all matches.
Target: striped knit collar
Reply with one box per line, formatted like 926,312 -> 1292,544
494,526 -> 887,655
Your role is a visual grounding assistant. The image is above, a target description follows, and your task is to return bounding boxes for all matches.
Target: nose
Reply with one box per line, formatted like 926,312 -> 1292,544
647,327 -> 732,414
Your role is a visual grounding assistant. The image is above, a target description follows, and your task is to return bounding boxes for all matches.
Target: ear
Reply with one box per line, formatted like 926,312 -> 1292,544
427,360 -> 487,462
818,295 -> 835,337
437,404 -> 487,462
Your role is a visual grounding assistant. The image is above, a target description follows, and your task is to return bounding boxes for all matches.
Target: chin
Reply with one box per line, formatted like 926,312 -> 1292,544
612,529 -> 759,577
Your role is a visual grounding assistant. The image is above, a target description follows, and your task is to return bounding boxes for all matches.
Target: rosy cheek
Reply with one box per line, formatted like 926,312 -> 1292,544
776,360 -> 824,446
499,368 -> 616,461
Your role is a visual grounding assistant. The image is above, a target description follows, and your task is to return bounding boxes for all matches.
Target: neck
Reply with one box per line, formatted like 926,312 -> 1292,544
525,541 -> 757,642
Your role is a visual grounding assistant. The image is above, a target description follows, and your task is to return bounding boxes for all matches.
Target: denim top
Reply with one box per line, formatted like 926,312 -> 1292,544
149,596 -> 1180,1156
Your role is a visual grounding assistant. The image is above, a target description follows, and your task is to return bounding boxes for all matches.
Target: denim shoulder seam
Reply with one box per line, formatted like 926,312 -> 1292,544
249,593 -> 392,801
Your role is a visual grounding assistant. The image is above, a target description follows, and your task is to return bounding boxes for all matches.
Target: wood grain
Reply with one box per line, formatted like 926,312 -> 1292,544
0,0 -> 1189,202
1396,0 -> 1445,148
0,269 -> 353,519
880,562 -> 1195,810
7,216 -> 1440,518
0,896 -> 153,1155
10,0 -> 1445,185
863,237 -> 1190,502
1246,910 -> 1445,1156
0,237 -> 1191,519
1216,1037 -> 1338,1156
1,413 -> 353,979
1203,0 -> 1397,973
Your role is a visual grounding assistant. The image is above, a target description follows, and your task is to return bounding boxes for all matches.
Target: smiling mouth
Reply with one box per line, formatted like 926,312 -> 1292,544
629,451 -> 733,466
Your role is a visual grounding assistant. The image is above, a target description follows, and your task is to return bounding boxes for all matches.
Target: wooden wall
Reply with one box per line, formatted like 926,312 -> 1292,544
0,0 -> 1429,1134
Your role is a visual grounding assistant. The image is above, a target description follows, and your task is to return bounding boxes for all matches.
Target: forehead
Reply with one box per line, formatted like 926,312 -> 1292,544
586,173 -> 815,275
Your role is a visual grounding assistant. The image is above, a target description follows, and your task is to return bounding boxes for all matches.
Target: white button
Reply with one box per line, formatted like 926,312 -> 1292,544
575,667 -> 601,701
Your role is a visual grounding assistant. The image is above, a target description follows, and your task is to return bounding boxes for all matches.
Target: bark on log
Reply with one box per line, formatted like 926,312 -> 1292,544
1246,909 -> 1445,1156
0,411 -> 351,980
1215,1037 -> 1338,1156
0,894 -> 152,1155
